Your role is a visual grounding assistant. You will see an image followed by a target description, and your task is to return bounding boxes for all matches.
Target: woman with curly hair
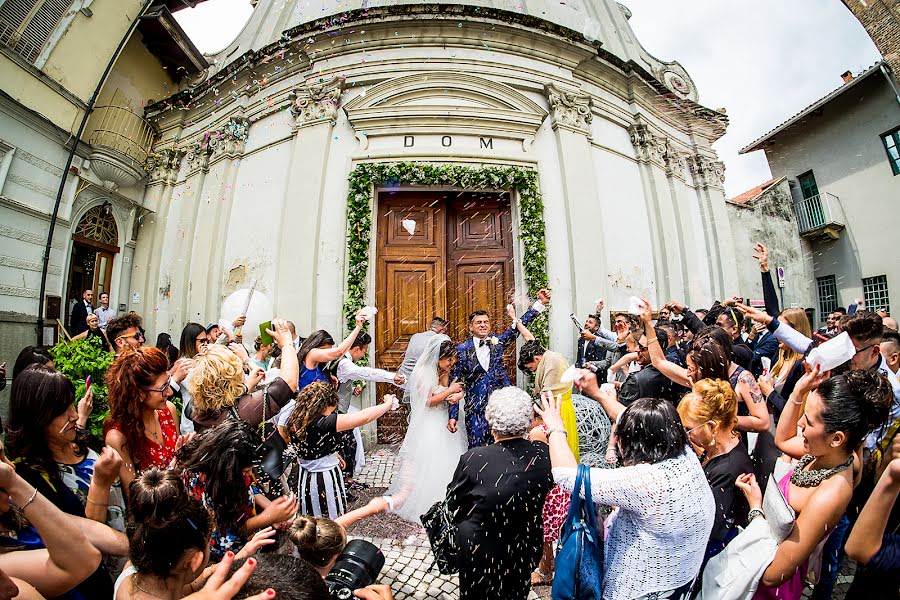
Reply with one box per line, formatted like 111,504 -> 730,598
286,381 -> 395,519
189,319 -> 298,433
177,420 -> 297,561
104,347 -> 180,494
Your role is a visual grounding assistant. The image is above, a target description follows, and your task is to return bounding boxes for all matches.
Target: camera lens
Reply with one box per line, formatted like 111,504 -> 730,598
325,539 -> 385,597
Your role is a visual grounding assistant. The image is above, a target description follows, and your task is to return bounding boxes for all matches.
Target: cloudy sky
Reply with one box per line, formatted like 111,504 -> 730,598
175,0 -> 882,198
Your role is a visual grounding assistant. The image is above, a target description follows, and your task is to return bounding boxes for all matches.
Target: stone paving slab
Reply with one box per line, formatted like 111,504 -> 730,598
348,445 -> 544,599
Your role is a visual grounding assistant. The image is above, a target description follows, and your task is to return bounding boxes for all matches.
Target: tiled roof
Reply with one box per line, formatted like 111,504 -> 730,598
727,176 -> 786,205
739,62 -> 886,154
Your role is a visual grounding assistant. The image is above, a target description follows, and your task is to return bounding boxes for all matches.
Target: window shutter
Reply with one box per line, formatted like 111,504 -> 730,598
0,0 -> 73,63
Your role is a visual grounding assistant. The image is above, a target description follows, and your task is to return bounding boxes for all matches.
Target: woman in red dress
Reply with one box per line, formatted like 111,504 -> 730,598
105,347 -> 180,496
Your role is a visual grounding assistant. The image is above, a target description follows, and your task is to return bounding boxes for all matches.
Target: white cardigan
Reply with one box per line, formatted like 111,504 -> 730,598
553,449 -> 715,600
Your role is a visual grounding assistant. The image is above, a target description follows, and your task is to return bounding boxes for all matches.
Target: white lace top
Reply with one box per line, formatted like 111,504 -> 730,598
553,449 -> 715,600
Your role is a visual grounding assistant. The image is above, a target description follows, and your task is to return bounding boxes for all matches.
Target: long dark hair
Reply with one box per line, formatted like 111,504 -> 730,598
12,346 -> 53,380
297,330 -> 335,367
286,381 -> 338,444
616,397 -> 688,466
687,338 -> 730,381
176,420 -> 261,524
5,365 -> 88,475
127,469 -> 212,578
818,370 -> 892,448
179,322 -> 207,360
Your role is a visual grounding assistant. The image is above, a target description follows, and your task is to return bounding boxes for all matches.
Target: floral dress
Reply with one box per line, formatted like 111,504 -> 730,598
185,471 -> 260,561
109,408 -> 178,470
538,423 -> 571,542
58,449 -> 126,533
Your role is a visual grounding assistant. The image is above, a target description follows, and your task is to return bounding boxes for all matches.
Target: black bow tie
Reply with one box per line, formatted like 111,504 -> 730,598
478,339 -> 489,348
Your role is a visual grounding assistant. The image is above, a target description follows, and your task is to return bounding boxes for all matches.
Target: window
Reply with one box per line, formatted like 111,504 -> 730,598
817,275 -> 838,321
883,127 -> 900,176
0,0 -> 74,63
863,275 -> 890,313
797,171 -> 820,200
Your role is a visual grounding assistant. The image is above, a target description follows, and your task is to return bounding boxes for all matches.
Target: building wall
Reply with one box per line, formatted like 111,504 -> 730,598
761,74 -> 900,316
726,179 -> 815,313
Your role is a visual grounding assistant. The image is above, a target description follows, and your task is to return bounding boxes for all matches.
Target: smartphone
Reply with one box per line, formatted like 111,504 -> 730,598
569,313 -> 584,332
85,375 -> 92,393
259,320 -> 274,346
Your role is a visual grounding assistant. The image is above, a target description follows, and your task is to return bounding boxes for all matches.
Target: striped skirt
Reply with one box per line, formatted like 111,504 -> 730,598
296,456 -> 347,519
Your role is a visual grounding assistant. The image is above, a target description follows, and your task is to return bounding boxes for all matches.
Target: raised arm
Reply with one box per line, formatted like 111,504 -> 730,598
641,301 -> 691,387
755,243 -> 781,317
507,304 -> 536,341
104,428 -> 136,498
307,311 -> 366,364
0,463 -> 101,598
335,497 -> 390,529
577,370 -> 626,421
84,446 -> 123,524
845,458 -> 900,565
666,301 -> 705,334
335,394 -> 394,432
269,319 -> 299,392
734,371 -> 771,433
776,365 -> 828,459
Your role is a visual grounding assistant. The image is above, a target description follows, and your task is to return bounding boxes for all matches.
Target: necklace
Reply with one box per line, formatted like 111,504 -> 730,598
790,453 -> 853,487
135,581 -> 166,599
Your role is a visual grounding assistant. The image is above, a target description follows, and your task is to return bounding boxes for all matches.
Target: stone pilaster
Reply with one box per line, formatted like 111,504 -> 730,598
544,83 -> 594,136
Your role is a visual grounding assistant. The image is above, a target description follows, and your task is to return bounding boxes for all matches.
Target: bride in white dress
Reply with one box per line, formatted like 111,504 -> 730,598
386,334 -> 468,523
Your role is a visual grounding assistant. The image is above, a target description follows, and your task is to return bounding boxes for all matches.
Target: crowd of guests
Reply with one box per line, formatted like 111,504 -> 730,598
0,239 -> 897,599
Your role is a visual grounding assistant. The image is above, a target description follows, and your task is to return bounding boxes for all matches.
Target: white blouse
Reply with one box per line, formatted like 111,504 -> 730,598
553,449 -> 715,600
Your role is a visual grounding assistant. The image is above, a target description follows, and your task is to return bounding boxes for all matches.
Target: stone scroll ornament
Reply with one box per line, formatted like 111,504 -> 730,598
544,83 -> 594,135
289,76 -> 345,126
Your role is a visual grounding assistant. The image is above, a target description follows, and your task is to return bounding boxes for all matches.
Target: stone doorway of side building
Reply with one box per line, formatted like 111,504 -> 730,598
65,205 -> 119,330
374,190 -> 518,443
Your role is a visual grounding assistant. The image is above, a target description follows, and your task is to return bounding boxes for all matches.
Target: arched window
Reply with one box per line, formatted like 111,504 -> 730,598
74,204 -> 118,247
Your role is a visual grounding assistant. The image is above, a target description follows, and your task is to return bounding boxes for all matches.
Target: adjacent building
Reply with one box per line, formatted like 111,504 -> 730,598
739,62 -> 900,325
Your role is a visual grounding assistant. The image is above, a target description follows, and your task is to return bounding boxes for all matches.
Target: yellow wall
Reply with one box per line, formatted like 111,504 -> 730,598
0,0 -> 175,135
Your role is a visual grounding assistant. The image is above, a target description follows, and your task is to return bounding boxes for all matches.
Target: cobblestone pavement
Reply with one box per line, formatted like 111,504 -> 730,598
349,446 -> 855,600
347,445 -> 547,600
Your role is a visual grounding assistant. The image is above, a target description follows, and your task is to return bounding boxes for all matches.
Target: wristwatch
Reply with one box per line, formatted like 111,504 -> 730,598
547,428 -> 568,437
746,508 -> 765,526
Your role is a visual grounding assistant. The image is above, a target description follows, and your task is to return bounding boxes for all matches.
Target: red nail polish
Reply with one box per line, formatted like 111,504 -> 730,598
266,590 -> 275,597
226,551 -> 234,559
248,557 -> 256,566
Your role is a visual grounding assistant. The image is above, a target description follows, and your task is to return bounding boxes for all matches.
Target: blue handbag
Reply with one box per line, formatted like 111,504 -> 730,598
552,464 -> 604,600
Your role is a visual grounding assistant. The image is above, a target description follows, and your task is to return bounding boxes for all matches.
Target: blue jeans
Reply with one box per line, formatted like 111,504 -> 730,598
811,513 -> 851,600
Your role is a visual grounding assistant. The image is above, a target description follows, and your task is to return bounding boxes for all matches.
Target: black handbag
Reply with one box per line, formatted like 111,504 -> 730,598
257,386 -> 287,480
420,500 -> 459,575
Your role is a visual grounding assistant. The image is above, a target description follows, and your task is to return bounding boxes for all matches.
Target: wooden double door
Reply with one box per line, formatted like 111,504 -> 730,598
374,191 -> 517,440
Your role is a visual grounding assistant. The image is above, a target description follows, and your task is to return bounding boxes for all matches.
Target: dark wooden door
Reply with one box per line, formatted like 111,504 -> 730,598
374,191 -> 515,442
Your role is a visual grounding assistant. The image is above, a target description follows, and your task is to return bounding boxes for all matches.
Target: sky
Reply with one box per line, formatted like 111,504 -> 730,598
175,0 -> 883,198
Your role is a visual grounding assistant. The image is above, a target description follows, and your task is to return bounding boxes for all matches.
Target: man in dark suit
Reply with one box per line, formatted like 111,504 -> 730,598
747,321 -> 780,377
618,325 -> 682,405
449,289 -> 550,448
69,289 -> 93,337
446,386 -> 553,600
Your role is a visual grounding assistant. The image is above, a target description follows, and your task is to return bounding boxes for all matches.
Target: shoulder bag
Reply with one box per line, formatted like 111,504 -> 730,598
552,464 -> 604,600
421,499 -> 459,575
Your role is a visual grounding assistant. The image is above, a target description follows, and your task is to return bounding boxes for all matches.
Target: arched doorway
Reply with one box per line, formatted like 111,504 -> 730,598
66,204 -> 119,312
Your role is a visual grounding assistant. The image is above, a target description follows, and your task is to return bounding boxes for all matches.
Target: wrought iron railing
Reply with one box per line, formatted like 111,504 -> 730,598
794,192 -> 845,235
87,105 -> 156,165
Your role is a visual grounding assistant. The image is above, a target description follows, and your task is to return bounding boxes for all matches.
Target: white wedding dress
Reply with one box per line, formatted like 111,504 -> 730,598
386,334 -> 468,523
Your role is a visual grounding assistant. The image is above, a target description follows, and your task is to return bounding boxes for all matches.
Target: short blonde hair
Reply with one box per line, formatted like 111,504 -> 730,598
677,378 -> 738,431
188,345 -> 244,414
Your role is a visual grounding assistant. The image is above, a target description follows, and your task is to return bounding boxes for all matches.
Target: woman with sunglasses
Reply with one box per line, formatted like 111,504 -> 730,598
104,347 -> 181,495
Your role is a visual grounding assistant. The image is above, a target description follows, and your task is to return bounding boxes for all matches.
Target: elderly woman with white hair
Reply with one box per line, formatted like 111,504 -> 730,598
445,386 -> 553,600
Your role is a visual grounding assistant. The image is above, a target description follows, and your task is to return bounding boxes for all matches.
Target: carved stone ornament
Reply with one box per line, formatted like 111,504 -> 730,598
180,115 -> 251,173
289,77 -> 345,128
146,148 -> 186,184
544,83 -> 594,135
689,155 -> 726,188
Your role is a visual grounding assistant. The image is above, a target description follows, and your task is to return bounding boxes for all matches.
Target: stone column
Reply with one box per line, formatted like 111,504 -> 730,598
274,77 -> 345,332
544,83 -> 605,356
690,154 -> 739,298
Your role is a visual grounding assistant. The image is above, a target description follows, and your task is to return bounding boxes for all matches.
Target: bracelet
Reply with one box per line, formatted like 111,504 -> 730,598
790,398 -> 803,405
746,508 -> 765,525
86,497 -> 108,506
647,337 -> 659,345
14,487 -> 38,512
547,428 -> 568,437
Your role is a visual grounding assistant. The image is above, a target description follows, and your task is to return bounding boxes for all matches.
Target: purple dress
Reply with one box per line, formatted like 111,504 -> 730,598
752,471 -> 808,600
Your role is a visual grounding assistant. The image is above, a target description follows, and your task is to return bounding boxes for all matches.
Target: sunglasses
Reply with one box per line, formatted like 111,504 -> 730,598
685,422 -> 708,436
197,337 -> 209,346
116,330 -> 145,342
142,377 -> 174,394
853,343 -> 877,356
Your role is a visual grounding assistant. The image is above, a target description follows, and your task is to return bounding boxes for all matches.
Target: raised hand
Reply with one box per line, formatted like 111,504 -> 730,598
93,446 -> 123,486
734,303 -> 773,326
506,303 -> 517,321
229,342 -> 250,364
232,315 -> 247,329
235,527 -> 277,560
665,301 -> 686,315
262,495 -> 298,524
537,289 -> 552,304
795,363 -> 829,396
246,366 -> 265,390
77,385 -> 94,428
266,319 -> 293,349
595,298 -> 605,314
753,243 -> 769,272
735,473 -> 762,509
638,298 -> 654,323
533,390 -> 565,432
183,553 -> 274,600
170,357 -> 193,385
355,310 -> 368,326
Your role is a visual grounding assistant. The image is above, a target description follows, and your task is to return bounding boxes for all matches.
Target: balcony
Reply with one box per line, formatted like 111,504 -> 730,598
87,105 -> 156,189
794,192 -> 845,241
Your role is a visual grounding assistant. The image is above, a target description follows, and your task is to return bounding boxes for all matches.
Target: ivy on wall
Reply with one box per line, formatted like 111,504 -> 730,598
343,162 -> 549,345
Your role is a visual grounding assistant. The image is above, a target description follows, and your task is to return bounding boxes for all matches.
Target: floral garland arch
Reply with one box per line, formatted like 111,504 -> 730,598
343,161 -> 549,346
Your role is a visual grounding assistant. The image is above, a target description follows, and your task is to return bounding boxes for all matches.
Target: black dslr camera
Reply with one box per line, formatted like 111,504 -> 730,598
324,539 -> 385,599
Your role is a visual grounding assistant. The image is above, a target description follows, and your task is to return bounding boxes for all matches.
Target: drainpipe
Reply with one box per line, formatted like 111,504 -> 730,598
882,64 -> 900,107
35,0 -> 155,345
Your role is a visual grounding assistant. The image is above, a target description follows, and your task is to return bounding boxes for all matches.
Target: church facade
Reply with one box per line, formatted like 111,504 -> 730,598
136,0 -> 738,422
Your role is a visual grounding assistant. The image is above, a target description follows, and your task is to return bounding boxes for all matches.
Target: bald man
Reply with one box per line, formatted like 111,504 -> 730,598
884,316 -> 898,331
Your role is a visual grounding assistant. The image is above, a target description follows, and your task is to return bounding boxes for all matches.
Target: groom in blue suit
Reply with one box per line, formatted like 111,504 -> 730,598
448,289 -> 551,448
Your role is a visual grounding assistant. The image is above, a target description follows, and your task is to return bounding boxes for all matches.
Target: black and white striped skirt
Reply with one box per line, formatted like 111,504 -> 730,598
296,459 -> 347,519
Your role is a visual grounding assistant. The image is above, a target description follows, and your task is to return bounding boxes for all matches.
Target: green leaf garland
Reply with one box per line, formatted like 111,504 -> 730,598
343,162 -> 549,346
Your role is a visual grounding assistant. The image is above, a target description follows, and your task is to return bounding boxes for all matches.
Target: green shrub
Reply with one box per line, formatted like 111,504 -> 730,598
48,337 -> 114,439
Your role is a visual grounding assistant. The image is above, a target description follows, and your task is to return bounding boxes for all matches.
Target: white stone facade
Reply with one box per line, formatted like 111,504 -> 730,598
134,0 -> 739,367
